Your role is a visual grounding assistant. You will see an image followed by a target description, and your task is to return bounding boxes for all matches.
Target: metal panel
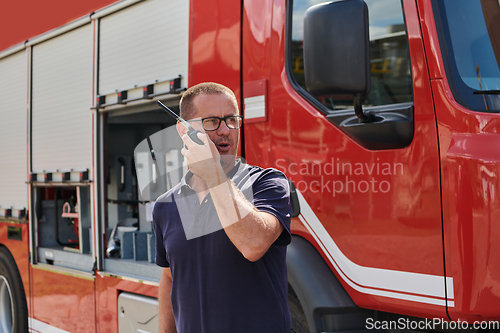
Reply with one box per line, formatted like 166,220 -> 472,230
99,0 -> 189,94
32,24 -> 93,173
0,51 -> 28,210
244,95 -> 266,119
118,292 -> 159,333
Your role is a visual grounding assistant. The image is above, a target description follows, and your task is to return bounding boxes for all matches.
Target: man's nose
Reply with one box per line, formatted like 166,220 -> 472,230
216,119 -> 231,134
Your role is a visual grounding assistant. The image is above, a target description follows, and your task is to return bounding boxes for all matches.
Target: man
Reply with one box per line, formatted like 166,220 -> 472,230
153,82 -> 292,333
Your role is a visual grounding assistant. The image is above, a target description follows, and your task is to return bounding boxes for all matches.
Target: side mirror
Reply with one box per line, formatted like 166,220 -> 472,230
304,0 -> 370,120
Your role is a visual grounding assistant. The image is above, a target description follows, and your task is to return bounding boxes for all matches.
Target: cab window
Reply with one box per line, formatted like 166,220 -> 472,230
289,0 -> 413,112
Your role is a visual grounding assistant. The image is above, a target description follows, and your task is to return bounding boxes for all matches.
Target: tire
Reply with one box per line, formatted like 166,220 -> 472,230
288,284 -> 310,333
0,247 -> 28,333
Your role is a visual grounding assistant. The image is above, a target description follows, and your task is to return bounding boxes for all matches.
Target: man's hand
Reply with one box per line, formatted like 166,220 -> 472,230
180,132 -> 226,187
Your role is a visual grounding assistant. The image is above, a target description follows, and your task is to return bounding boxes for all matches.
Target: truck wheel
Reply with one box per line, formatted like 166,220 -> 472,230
0,247 -> 28,333
288,284 -> 310,333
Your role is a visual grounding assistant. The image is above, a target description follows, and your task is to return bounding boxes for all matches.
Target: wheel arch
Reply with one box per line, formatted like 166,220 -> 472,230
0,244 -> 29,333
286,235 -> 372,332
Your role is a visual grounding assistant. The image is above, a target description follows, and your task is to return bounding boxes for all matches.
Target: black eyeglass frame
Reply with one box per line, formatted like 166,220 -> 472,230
186,115 -> 243,131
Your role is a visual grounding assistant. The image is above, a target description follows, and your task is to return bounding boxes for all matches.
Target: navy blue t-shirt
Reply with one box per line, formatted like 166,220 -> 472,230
153,161 -> 292,333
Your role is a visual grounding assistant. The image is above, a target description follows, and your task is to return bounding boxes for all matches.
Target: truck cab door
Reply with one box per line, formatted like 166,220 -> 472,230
243,0 -> 450,324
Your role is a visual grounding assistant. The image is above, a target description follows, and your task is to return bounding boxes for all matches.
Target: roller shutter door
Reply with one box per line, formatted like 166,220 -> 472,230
99,0 -> 189,94
0,51 -> 28,211
32,24 -> 93,173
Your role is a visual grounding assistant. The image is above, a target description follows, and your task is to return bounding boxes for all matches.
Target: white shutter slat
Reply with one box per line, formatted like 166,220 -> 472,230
0,51 -> 28,209
99,0 -> 189,94
32,24 -> 93,174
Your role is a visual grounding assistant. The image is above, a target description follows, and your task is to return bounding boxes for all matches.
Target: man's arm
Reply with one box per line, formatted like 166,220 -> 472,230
159,268 -> 177,333
210,177 -> 284,261
181,133 -> 286,262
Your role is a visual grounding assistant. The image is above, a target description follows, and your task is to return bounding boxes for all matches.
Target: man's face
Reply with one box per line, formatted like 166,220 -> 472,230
189,92 -> 240,170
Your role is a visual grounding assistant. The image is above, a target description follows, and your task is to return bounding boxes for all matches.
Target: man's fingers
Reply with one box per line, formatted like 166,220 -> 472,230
195,133 -> 219,156
181,133 -> 215,161
181,133 -> 193,148
182,132 -> 210,148
198,132 -> 210,145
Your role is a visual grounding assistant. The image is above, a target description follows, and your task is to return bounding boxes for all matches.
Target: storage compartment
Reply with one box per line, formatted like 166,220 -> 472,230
102,103 -> 183,279
34,185 -> 93,271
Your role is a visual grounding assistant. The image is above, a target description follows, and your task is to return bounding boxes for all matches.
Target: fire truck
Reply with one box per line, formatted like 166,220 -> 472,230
0,0 -> 499,332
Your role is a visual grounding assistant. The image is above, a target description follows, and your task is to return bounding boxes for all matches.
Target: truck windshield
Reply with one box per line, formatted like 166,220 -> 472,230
433,0 -> 500,112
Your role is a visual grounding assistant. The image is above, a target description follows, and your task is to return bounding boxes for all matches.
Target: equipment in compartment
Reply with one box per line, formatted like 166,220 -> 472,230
39,199 -> 75,248
37,186 -> 92,255
106,219 -> 155,262
105,108 -> 183,265
107,155 -> 136,223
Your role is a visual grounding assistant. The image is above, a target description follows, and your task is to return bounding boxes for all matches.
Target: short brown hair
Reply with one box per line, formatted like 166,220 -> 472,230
179,82 -> 239,120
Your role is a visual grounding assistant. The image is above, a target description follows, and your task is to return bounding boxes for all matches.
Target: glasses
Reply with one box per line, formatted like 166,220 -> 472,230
187,115 -> 243,131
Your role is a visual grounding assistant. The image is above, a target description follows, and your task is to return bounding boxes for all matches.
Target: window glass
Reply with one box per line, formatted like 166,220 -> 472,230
440,1 -> 500,90
289,0 -> 413,111
433,0 -> 500,112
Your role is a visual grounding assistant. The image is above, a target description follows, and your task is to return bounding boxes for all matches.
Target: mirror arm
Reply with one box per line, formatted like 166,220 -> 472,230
354,94 -> 369,122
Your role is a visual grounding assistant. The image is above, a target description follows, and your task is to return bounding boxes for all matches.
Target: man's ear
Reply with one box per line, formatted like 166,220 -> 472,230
176,121 -> 188,137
